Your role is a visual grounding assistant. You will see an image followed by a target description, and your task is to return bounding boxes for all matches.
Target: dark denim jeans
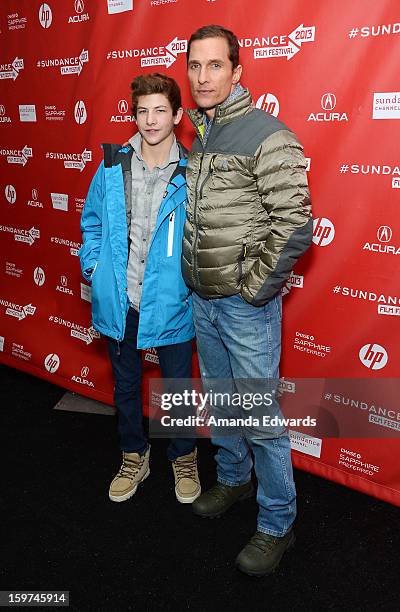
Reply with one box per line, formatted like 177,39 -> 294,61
107,307 -> 196,461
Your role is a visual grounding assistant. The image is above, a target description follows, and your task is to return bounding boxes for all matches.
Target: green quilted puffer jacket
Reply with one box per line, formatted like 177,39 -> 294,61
182,89 -> 312,306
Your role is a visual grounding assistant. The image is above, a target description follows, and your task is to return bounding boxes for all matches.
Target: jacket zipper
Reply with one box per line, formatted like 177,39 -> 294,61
193,153 -> 204,287
238,242 -> 247,281
193,153 -> 218,286
167,211 -> 175,257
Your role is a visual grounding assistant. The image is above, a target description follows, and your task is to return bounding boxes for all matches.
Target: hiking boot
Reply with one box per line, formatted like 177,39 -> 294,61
236,529 -> 295,577
109,446 -> 150,502
171,448 -> 201,504
192,481 -> 254,518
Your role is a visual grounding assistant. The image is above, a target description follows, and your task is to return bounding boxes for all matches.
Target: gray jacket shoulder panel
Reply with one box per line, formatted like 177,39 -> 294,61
206,109 -> 290,156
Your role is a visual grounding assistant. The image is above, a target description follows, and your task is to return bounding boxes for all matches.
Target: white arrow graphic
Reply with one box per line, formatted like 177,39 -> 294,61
165,37 -> 187,56
29,227 -> 40,239
12,57 -> 24,70
23,303 -> 36,317
287,24 -> 315,60
163,52 -> 176,68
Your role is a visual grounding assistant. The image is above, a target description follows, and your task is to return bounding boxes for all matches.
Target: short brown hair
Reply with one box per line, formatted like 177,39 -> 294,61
187,25 -> 240,69
130,73 -> 182,117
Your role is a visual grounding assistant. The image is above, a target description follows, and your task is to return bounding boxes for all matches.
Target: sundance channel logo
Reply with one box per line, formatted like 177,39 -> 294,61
372,92 -> 400,119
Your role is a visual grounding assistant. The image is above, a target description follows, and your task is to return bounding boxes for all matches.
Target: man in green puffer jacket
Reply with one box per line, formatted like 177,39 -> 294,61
183,25 -> 313,577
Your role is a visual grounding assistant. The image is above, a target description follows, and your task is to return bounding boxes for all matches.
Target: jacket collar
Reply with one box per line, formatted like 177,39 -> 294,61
186,88 -> 253,131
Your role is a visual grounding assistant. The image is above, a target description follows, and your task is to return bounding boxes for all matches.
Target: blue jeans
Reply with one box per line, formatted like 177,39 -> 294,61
192,292 -> 296,536
107,307 -> 196,461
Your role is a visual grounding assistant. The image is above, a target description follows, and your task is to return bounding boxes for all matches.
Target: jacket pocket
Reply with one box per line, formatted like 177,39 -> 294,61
89,261 -> 98,281
167,211 -> 175,257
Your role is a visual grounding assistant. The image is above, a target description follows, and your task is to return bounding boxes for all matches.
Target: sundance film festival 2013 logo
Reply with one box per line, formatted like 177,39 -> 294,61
106,36 -> 186,68
50,235 -> 80,256
0,145 -> 32,166
0,298 -> 36,321
5,185 -> 16,204
255,93 -> 280,117
240,24 -> 315,61
339,161 -> 400,189
359,343 -> 388,370
68,0 -> 89,23
45,148 -> 92,172
312,218 -> 335,247
332,284 -> 400,318
74,100 -> 87,124
37,49 -> 89,76
0,57 -> 24,81
307,93 -> 348,122
282,272 -> 304,297
0,224 -> 40,246
48,314 -> 100,345
348,22 -> 400,40
110,99 -> 134,123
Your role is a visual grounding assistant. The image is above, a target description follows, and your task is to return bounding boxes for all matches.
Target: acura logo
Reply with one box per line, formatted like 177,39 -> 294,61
75,0 -> 84,13
81,366 -> 89,377
118,99 -> 129,114
377,225 -> 392,243
321,93 -> 336,111
0,105 -> 5,116
32,188 -> 38,200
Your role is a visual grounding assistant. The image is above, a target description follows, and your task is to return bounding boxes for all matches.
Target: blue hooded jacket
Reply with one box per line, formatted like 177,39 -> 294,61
79,143 -> 194,349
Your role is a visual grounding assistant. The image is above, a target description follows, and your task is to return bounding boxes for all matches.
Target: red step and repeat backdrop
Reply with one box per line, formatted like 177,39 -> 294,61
1,0 -> 399,505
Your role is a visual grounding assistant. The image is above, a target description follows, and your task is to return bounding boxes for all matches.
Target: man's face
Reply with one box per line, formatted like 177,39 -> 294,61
135,93 -> 182,146
187,37 -> 242,114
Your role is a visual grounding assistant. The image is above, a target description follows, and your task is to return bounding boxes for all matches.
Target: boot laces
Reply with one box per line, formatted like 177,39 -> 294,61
118,453 -> 144,480
173,453 -> 196,481
249,533 -> 278,554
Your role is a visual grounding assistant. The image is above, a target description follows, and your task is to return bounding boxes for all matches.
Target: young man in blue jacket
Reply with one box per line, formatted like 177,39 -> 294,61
79,73 -> 200,504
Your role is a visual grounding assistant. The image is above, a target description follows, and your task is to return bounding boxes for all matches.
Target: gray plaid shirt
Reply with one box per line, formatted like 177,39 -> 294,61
126,132 -> 180,310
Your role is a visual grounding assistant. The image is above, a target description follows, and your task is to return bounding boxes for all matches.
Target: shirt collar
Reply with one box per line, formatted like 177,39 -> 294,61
128,132 -> 180,169
202,83 -> 246,126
